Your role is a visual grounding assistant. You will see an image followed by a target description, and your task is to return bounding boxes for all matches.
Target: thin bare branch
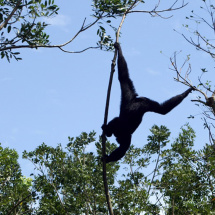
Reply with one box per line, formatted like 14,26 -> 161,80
170,52 -> 208,99
59,15 -> 103,48
180,32 -> 215,58
58,46 -> 99,53
191,99 -> 206,105
128,1 -> 188,15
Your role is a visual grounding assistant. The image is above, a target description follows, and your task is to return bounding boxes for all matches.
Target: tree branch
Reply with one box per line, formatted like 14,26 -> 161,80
0,0 -> 22,31
58,14 -> 104,48
180,32 -> 215,58
0,14 -> 103,54
170,52 -> 215,117
170,52 -> 208,99
128,1 -> 188,15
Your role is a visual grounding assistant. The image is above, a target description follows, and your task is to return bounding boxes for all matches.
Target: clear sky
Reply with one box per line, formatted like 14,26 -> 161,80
0,1 -> 213,176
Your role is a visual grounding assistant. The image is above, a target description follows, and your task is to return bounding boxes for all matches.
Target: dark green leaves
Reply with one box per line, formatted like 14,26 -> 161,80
2,124 -> 215,214
92,0 -> 141,18
0,144 -> 33,214
0,0 -> 59,62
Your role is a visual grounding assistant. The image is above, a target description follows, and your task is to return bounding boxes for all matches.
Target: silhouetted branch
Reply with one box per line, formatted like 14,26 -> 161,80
101,1 -> 139,214
170,53 -> 215,116
129,0 -> 188,18
170,52 -> 207,97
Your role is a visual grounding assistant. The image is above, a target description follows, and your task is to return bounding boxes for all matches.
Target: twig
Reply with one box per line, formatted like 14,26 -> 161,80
59,15 -> 104,48
191,99 -> 206,105
58,46 -> 99,53
128,2 -> 188,14
1,15 -> 103,53
181,32 -> 215,58
170,52 -> 208,99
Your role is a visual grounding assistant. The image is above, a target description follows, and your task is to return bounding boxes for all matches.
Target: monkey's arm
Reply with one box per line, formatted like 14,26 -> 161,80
143,88 -> 193,115
105,135 -> 131,163
114,42 -> 130,81
102,117 -> 119,137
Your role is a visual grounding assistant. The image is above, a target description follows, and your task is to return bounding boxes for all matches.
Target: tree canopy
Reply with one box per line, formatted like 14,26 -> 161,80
1,124 -> 215,214
1,0 -> 215,214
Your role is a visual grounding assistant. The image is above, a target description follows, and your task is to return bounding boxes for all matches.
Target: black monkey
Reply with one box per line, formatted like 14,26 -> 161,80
102,42 -> 193,163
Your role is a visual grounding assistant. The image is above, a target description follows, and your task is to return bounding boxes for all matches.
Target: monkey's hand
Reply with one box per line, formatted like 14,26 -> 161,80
101,124 -> 112,137
101,154 -> 110,163
188,87 -> 193,93
101,124 -> 108,136
114,42 -> 120,50
188,86 -> 197,93
182,87 -> 195,97
191,86 -> 197,91
101,124 -> 106,131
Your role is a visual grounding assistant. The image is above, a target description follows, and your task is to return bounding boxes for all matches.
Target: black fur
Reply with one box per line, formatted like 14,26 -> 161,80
102,42 -> 193,163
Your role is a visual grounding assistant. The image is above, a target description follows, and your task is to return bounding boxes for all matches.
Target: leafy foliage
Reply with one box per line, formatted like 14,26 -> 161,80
0,0 -> 59,61
93,0 -> 136,17
1,124 -> 215,213
22,131 -> 120,214
0,143 -> 33,214
92,0 -> 145,50
0,125 -> 206,213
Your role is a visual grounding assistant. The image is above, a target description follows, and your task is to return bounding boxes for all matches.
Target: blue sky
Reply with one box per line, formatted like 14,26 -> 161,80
0,1 -> 213,176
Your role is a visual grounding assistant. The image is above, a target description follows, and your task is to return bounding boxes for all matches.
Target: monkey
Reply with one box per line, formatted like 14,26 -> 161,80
206,96 -> 215,107
102,42 -> 194,163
